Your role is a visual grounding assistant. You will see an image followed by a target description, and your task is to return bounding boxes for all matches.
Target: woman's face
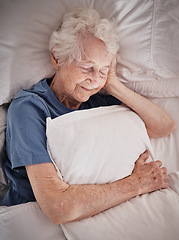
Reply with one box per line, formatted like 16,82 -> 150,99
51,37 -> 113,109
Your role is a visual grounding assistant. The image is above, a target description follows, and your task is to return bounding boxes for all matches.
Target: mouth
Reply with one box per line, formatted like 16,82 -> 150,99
81,86 -> 94,92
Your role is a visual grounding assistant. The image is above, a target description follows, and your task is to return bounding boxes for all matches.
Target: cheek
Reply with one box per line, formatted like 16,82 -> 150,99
61,66 -> 82,83
100,78 -> 107,88
70,69 -> 86,84
76,70 -> 87,80
66,73 -> 85,94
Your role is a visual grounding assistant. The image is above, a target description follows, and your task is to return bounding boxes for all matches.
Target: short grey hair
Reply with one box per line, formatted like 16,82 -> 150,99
49,8 -> 119,65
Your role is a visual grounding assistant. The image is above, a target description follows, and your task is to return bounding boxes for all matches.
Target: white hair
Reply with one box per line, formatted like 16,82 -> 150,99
49,8 -> 119,65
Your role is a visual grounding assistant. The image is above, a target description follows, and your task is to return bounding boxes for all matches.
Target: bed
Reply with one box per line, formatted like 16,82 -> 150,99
0,0 -> 179,240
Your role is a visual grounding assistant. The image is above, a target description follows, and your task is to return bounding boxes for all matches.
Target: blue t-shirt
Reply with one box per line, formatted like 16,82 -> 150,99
1,78 -> 121,206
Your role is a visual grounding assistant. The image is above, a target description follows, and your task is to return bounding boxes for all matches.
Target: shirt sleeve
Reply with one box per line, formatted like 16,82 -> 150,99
6,94 -> 52,169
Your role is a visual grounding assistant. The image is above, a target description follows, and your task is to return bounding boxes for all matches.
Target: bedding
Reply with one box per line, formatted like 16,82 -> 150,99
46,105 -> 179,240
0,202 -> 67,240
1,102 -> 179,240
150,97 -> 179,173
0,0 -> 179,240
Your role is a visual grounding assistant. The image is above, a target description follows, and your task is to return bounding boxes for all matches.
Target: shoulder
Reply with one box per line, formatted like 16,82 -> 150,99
6,89 -> 51,142
8,94 -> 49,119
8,81 -> 51,119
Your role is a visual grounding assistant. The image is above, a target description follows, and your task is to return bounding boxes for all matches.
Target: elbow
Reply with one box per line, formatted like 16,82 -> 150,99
47,203 -> 66,225
37,186 -> 86,224
166,119 -> 176,135
47,203 -> 72,225
148,119 -> 176,138
46,200 -> 82,225
161,119 -> 176,137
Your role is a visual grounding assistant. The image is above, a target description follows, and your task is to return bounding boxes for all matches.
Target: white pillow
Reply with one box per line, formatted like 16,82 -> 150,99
46,105 -> 154,183
114,0 -> 179,97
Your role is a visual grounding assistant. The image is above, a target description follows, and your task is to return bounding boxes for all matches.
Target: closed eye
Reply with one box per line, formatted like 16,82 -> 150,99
100,68 -> 109,77
100,70 -> 107,75
82,67 -> 93,73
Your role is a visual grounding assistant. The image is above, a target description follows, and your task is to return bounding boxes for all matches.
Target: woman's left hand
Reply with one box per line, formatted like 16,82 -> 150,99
103,56 -> 121,93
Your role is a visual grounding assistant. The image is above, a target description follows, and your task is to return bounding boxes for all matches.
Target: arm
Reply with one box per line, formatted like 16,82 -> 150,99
26,151 -> 168,224
104,59 -> 176,138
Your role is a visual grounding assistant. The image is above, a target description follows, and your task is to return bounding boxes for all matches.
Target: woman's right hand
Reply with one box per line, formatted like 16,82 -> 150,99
131,150 -> 168,195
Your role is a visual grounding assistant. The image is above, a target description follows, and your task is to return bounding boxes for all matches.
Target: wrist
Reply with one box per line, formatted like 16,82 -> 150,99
128,174 -> 142,196
115,175 -> 141,201
105,79 -> 126,97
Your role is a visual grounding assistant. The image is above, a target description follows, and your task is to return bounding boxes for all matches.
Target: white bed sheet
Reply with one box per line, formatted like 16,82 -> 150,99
150,97 -> 179,173
0,97 -> 179,240
0,202 -> 67,240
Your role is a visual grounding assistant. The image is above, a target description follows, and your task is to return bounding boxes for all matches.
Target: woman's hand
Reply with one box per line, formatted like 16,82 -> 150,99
103,56 -> 120,93
131,151 -> 168,195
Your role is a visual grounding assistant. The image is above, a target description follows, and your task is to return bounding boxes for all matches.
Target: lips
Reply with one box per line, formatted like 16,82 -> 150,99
81,86 -> 94,92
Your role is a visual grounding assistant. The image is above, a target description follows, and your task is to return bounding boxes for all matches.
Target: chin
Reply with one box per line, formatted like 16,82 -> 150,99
77,94 -> 91,103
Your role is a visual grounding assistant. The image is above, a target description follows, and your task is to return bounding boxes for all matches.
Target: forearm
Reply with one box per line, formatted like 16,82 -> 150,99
106,80 -> 175,137
51,176 -> 140,224
26,150 -> 168,225
26,163 -> 139,224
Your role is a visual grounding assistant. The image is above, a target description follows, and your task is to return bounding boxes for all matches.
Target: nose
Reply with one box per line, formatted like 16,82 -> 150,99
91,79 -> 100,88
88,71 -> 100,88
86,78 -> 99,88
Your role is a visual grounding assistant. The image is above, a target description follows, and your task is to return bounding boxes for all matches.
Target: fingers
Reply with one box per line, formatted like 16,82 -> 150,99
161,167 -> 167,174
149,162 -> 168,182
155,160 -> 162,167
136,152 -> 164,169
150,164 -> 169,190
111,56 -> 117,67
135,150 -> 150,164
161,167 -> 168,182
108,57 -> 117,75
132,151 -> 169,194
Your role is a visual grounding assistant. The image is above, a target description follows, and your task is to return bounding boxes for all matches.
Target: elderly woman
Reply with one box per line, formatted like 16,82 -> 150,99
1,9 -> 175,224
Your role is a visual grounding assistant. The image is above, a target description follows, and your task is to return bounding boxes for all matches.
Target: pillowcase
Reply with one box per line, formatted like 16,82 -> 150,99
114,0 -> 179,97
46,105 -> 154,183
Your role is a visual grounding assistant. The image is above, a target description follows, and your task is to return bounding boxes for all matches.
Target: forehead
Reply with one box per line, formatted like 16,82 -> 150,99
81,37 -> 113,67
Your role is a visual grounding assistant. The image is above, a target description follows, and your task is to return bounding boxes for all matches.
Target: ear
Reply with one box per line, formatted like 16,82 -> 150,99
50,52 -> 59,71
